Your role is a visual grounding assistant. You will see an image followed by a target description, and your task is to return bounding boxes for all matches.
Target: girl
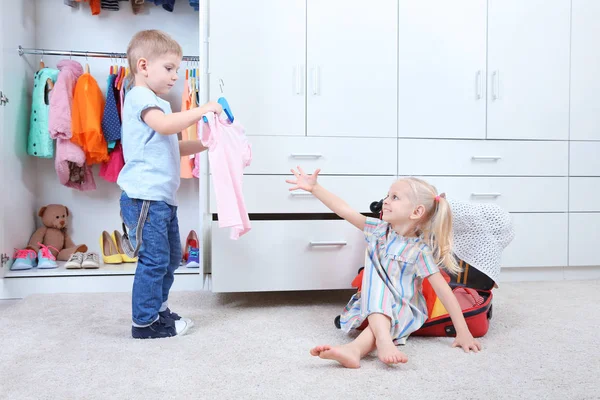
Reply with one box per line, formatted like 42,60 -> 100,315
286,167 -> 482,368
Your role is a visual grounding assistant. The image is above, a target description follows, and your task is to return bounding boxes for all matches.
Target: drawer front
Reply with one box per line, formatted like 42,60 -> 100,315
244,136 -> 397,175
210,175 -> 395,214
570,142 -> 600,176
398,139 -> 568,176
407,176 -> 568,213
211,220 -> 366,292
569,178 -> 600,212
569,213 -> 600,266
502,213 -> 568,268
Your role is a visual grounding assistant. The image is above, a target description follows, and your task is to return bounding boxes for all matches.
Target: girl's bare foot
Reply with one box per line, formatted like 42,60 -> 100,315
375,339 -> 408,365
310,345 -> 361,369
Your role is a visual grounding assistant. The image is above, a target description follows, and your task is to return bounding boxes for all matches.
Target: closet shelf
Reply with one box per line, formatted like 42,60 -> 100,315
18,46 -> 200,62
5,262 -> 201,278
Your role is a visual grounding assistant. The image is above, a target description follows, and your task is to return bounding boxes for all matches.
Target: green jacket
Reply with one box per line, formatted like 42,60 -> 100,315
27,68 -> 59,158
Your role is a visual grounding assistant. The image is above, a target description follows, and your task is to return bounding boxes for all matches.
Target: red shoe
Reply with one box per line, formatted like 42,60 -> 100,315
183,230 -> 200,262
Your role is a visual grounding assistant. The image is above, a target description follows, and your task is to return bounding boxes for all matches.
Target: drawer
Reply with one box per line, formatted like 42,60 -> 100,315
569,178 -> 600,212
243,136 -> 397,175
398,139 -> 568,176
569,213 -> 600,266
211,220 -> 366,292
210,175 -> 395,214
570,142 -> 600,176
406,176 -> 568,213
502,213 -> 568,268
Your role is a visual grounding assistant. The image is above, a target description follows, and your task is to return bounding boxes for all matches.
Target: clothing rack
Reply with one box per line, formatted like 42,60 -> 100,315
17,46 -> 200,62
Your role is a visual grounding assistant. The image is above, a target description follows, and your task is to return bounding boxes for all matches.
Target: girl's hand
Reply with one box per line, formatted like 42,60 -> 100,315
452,333 -> 482,353
286,166 -> 321,193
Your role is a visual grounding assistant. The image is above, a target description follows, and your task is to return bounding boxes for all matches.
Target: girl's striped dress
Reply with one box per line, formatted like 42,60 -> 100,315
340,217 -> 440,345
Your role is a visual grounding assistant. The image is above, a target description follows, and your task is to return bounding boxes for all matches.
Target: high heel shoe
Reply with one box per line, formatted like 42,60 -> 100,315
183,230 -> 200,268
100,231 -> 123,264
111,230 -> 137,263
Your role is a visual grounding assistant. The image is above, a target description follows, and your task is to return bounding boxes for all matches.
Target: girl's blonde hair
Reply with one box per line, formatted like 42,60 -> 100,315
402,177 -> 461,275
126,29 -> 183,86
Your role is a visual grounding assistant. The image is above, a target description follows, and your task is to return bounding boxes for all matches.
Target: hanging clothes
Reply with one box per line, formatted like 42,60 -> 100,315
102,73 -> 122,142
27,68 -> 59,158
49,60 -> 83,141
180,73 -> 195,179
100,141 -> 125,183
199,112 -> 252,240
64,0 -> 80,7
153,0 -> 175,12
55,138 -> 97,191
189,0 -> 199,11
71,73 -> 110,165
131,0 -> 144,14
101,0 -> 128,10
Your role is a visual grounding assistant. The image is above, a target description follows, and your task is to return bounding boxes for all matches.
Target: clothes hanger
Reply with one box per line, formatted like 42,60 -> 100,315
203,78 -> 234,123
39,51 -> 54,90
85,52 -> 90,74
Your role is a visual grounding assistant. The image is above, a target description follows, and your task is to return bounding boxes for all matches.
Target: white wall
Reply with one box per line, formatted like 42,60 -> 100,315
30,1 -> 201,256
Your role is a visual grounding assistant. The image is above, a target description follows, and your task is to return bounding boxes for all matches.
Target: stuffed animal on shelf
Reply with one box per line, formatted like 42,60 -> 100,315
26,204 -> 88,261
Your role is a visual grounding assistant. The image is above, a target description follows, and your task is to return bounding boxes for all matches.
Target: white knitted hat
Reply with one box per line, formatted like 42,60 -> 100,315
448,198 -> 515,283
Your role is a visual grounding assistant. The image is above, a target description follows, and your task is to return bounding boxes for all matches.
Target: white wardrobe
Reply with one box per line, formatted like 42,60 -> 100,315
1,1 -> 599,298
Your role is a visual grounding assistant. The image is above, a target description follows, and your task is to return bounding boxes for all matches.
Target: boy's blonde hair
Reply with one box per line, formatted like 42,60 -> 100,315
126,29 -> 183,77
402,177 -> 461,275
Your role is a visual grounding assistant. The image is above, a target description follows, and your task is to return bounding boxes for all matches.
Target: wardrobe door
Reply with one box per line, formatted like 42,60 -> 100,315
209,0 -> 306,136
306,0 -> 398,138
487,0 -> 571,140
397,0 -> 487,139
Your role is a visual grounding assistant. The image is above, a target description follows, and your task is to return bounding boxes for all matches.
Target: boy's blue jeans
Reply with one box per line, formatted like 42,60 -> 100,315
120,192 -> 182,326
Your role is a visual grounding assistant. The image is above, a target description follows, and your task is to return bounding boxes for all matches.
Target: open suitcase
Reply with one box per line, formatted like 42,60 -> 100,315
333,200 -> 497,338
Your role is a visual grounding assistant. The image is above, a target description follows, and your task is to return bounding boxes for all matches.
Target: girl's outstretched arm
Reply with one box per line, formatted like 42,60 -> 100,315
427,272 -> 483,353
286,166 -> 366,231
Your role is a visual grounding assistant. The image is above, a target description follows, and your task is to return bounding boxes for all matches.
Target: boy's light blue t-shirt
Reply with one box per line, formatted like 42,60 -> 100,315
117,86 -> 180,206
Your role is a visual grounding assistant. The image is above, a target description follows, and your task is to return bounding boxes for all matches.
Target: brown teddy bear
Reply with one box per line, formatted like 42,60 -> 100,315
27,204 -> 88,261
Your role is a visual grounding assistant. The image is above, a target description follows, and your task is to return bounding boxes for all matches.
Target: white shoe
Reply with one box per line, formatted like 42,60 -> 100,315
65,252 -> 84,269
175,318 -> 193,336
81,252 -> 100,269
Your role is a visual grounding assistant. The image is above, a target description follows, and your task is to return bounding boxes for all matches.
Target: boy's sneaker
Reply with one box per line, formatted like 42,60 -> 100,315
65,252 -> 84,269
37,244 -> 58,269
186,247 -> 200,268
159,307 -> 182,321
10,249 -> 37,270
132,316 -> 193,339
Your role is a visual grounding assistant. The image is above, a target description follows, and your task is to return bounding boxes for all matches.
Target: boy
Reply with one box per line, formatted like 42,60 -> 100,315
118,30 -> 222,339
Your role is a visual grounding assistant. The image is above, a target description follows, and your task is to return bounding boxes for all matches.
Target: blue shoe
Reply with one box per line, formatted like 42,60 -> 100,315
186,247 -> 200,268
10,249 -> 37,270
159,307 -> 181,321
37,243 -> 58,269
132,316 -> 193,339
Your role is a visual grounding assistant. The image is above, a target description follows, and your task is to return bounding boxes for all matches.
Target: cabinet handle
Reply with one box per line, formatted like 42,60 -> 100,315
471,156 -> 501,161
471,193 -> 502,198
290,153 -> 322,159
312,66 -> 320,95
492,70 -> 500,100
309,241 -> 347,247
290,192 -> 314,197
476,70 -> 482,100
295,65 -> 302,95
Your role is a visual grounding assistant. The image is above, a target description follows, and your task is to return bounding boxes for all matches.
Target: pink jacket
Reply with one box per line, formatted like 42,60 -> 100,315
50,60 -> 96,191
199,112 -> 252,239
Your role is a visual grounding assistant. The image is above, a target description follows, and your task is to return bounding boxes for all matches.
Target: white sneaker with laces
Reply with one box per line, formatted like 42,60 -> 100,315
174,318 -> 194,336
65,252 -> 84,269
81,252 -> 100,269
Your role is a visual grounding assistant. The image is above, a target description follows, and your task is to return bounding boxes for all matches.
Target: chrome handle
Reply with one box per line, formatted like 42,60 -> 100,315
471,156 -> 502,161
309,241 -> 347,247
290,192 -> 314,197
476,70 -> 482,100
312,66 -> 320,95
492,70 -> 500,100
290,153 -> 322,159
294,65 -> 302,95
0,91 -> 8,106
471,193 -> 502,198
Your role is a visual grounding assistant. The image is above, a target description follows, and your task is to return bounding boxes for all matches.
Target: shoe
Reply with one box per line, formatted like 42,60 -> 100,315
81,252 -> 100,269
183,230 -> 200,262
65,252 -> 84,269
186,247 -> 200,268
100,231 -> 123,264
159,307 -> 181,321
11,248 -> 37,270
111,230 -> 137,263
131,316 -> 193,339
37,243 -> 58,269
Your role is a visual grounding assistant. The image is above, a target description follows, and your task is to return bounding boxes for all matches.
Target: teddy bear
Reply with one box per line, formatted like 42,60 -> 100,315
26,204 -> 88,261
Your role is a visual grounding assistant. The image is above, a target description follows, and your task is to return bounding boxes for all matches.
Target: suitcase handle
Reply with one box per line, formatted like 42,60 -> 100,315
444,325 -> 456,336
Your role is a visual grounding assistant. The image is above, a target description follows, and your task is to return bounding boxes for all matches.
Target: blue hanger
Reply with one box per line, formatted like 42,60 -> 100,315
203,79 -> 234,123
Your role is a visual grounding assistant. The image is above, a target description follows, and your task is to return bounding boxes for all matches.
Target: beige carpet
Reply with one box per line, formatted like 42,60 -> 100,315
0,280 -> 599,400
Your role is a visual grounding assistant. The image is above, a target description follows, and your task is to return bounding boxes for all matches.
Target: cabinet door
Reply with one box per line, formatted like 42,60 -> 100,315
397,0 -> 487,139
306,0 -> 397,137
569,213 -> 600,266
209,0 -> 306,136
487,0 -> 571,140
570,0 -> 600,141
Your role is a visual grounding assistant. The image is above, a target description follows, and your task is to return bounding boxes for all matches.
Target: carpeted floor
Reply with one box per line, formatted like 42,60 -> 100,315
0,280 -> 598,400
